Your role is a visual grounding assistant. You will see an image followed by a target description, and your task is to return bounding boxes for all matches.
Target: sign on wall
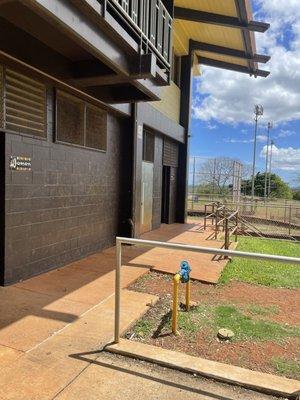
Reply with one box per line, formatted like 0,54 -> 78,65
9,156 -> 32,171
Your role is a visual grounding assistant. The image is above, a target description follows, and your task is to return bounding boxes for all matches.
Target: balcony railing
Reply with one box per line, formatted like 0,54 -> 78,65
107,0 -> 172,70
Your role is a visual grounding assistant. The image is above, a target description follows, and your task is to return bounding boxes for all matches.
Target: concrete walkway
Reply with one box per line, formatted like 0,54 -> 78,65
0,222 -> 244,400
139,220 -> 233,283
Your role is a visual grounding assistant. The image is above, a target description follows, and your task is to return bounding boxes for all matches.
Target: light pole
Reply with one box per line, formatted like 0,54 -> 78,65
251,105 -> 264,201
264,122 -> 273,200
268,140 -> 275,197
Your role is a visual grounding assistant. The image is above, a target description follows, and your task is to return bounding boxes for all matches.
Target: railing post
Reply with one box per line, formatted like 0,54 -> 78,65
114,239 -> 122,343
235,211 -> 238,242
224,218 -> 229,258
215,208 -> 219,239
204,204 -> 207,230
288,205 -> 292,236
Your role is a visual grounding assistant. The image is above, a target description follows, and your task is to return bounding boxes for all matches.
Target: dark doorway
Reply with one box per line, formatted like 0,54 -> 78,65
161,166 -> 177,224
0,133 -> 5,285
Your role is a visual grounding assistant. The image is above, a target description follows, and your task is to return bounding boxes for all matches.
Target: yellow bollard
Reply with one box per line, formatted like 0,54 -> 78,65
172,273 -> 181,335
186,279 -> 191,312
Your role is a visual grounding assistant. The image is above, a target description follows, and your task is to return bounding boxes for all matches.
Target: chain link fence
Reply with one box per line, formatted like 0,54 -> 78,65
188,157 -> 300,240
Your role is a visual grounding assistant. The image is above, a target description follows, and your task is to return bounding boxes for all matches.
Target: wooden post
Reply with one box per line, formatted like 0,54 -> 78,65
235,211 -> 238,242
288,205 -> 292,236
215,208 -> 219,239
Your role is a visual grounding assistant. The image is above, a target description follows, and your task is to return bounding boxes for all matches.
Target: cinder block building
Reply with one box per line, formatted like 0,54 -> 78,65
0,0 -> 269,284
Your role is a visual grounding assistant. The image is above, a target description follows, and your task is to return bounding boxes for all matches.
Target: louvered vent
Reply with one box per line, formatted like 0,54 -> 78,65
163,138 -> 178,167
4,68 -> 46,137
0,65 -> 4,129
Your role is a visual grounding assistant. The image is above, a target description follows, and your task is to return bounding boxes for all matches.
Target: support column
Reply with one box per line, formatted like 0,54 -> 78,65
131,104 -> 143,237
176,52 -> 193,223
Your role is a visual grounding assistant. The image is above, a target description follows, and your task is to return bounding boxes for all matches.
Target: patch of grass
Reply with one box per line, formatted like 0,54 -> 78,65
133,319 -> 153,338
170,304 -> 300,343
248,304 -> 279,316
213,305 -> 300,342
219,237 -> 300,288
272,357 -> 300,379
177,305 -> 208,335
138,273 -> 153,283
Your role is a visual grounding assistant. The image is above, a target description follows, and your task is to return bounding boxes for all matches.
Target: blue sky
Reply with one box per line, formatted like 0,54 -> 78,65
190,0 -> 300,186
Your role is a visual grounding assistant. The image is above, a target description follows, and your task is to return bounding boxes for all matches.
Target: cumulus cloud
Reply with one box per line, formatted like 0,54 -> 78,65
257,135 -> 268,142
192,0 -> 300,125
260,145 -> 300,171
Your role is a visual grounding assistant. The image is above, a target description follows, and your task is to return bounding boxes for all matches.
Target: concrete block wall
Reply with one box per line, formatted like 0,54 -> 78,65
3,89 -> 126,284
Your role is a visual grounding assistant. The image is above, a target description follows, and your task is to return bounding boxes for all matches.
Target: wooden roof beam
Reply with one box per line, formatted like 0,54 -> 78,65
190,40 -> 270,64
174,7 -> 270,33
197,56 -> 270,78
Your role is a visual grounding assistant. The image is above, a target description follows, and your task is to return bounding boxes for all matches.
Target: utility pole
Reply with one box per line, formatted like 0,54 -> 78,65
251,105 -> 264,201
192,157 -> 196,209
268,140 -> 275,197
264,122 -> 273,200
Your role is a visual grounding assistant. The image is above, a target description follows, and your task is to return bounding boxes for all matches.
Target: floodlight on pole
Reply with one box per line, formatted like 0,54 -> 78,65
251,105 -> 264,201
264,122 -> 273,200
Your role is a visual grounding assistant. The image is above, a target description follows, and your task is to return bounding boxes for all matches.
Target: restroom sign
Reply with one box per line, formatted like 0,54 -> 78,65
10,156 -> 32,171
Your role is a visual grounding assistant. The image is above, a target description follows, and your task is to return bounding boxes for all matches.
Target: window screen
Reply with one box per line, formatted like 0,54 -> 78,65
86,105 -> 107,151
142,130 -> 154,163
56,91 -> 84,146
56,90 -> 107,151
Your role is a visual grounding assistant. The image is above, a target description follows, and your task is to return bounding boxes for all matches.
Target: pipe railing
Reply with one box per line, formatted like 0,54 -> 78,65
114,236 -> 300,343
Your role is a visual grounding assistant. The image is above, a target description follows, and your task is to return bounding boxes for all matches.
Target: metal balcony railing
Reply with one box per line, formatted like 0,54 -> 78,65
108,0 -> 172,70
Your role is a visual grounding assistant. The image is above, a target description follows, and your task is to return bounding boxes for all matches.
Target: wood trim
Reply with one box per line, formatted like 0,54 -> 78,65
235,0 -> 257,74
174,7 -> 270,32
197,56 -> 270,77
190,40 -> 270,63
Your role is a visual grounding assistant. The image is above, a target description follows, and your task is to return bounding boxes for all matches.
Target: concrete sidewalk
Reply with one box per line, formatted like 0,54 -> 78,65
0,222 -> 247,400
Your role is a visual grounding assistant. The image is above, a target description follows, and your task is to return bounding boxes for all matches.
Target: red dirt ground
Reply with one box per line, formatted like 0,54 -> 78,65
127,273 -> 300,379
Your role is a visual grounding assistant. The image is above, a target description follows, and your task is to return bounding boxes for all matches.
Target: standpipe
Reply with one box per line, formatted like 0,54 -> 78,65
172,261 -> 192,335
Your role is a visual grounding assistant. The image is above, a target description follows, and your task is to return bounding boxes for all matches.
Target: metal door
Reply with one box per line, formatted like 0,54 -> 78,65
140,161 -> 153,234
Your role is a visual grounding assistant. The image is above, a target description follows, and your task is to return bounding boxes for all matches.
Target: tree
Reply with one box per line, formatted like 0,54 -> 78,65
197,157 -> 237,195
293,190 -> 300,201
242,172 -> 293,199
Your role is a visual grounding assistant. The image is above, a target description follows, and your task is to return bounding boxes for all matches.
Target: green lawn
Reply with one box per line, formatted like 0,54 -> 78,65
219,237 -> 300,288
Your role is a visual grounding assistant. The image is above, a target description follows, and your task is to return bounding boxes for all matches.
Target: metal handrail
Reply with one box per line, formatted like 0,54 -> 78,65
114,236 -> 300,343
107,0 -> 172,67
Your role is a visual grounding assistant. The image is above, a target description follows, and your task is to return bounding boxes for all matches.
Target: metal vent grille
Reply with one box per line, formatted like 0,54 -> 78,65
163,138 -> 178,167
4,68 -> 46,137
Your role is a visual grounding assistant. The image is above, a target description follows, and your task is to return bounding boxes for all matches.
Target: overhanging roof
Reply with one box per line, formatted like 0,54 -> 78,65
173,0 -> 270,78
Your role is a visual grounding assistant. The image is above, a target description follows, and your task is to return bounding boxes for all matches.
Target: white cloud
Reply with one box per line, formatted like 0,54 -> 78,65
224,134 -> 267,144
192,0 -> 300,125
206,122 -> 217,130
224,138 -> 253,144
277,129 -> 296,138
260,145 -> 300,171
257,135 -> 268,143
